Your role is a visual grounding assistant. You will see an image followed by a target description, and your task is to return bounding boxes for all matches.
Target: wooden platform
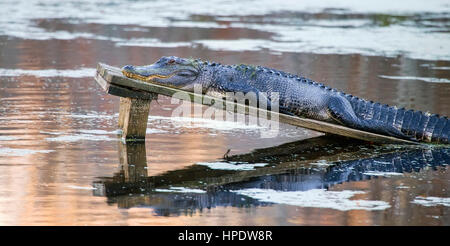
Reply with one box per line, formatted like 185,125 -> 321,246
94,62 -> 418,144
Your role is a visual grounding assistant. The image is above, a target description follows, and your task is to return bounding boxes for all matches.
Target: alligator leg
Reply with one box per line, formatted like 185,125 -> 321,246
381,124 -> 417,141
327,96 -> 361,128
327,96 -> 416,141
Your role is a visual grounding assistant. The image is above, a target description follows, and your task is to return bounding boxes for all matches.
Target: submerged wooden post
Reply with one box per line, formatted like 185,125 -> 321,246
118,141 -> 148,183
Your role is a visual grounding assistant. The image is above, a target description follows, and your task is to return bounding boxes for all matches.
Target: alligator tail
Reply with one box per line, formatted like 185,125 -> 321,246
346,95 -> 449,143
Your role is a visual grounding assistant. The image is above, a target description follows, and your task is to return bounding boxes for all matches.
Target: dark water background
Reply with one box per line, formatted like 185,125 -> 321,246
0,0 -> 449,225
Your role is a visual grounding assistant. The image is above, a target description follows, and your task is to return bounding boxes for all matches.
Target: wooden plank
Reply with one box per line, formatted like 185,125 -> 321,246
95,63 -> 419,145
108,83 -> 156,100
95,72 -> 156,100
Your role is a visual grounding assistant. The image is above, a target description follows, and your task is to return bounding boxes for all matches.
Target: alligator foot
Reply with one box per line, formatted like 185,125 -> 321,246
327,96 -> 361,128
327,96 -> 417,141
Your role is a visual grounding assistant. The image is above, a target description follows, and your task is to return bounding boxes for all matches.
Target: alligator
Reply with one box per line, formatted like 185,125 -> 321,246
122,56 -> 449,144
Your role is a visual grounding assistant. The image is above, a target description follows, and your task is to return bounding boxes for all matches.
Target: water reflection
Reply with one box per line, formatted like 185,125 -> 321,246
94,137 -> 449,216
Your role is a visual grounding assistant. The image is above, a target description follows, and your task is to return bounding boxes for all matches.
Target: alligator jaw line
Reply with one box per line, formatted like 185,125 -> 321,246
122,71 -> 175,82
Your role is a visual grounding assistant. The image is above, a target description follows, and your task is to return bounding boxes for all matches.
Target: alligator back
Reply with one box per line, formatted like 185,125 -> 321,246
186,59 -> 450,144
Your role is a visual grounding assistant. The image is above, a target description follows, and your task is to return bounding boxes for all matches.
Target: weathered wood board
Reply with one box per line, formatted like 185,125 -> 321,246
94,62 -> 419,145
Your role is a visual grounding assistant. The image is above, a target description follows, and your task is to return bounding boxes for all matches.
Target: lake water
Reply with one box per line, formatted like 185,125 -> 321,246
0,0 -> 449,225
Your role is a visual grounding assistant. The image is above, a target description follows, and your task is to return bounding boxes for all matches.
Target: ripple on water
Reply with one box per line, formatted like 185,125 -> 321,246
196,162 -> 268,171
0,147 -> 54,157
154,187 -> 207,194
363,171 -> 404,177
0,68 -> 96,78
412,196 -> 450,207
232,188 -> 391,211
379,75 -> 450,83
147,115 -> 266,133
43,129 -> 120,142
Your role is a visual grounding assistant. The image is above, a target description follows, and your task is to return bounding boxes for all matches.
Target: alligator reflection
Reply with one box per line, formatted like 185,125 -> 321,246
93,137 -> 449,216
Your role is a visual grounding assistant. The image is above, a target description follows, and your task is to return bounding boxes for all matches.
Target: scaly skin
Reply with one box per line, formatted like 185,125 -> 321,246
122,56 -> 449,143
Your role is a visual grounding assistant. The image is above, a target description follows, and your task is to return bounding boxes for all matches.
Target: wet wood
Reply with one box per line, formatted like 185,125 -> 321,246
95,67 -> 154,100
119,97 -> 152,140
117,141 -> 148,183
94,62 -> 419,145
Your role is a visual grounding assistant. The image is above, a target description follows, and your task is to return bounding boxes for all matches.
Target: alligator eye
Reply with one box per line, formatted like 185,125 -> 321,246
168,59 -> 176,64
177,70 -> 196,77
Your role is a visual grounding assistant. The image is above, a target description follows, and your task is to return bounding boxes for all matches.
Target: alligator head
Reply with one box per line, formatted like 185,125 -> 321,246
122,56 -> 202,89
